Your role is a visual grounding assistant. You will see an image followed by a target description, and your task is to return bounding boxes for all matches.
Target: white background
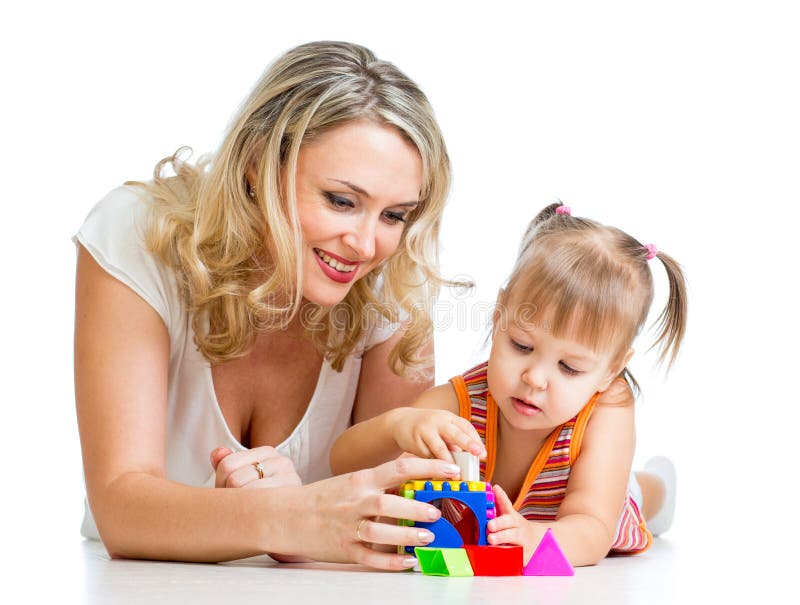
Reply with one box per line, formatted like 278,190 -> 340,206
2,0 -> 798,596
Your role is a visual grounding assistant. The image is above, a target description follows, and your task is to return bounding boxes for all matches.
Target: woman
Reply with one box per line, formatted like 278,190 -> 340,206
74,40 -> 461,569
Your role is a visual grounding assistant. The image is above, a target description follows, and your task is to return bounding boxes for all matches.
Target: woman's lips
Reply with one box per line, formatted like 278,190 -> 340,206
314,248 -> 362,284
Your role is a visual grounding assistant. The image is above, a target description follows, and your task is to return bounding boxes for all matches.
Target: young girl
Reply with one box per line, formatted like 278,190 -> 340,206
330,202 -> 686,567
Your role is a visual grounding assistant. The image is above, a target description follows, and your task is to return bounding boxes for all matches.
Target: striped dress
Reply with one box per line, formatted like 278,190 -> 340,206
450,361 -> 652,555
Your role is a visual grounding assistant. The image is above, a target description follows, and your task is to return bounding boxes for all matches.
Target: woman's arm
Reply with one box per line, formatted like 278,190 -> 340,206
488,400 -> 635,566
75,246 -> 456,566
350,329 -> 434,424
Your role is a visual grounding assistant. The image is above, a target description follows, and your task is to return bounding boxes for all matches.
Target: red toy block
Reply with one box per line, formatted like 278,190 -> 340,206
523,529 -> 574,576
463,545 -> 523,576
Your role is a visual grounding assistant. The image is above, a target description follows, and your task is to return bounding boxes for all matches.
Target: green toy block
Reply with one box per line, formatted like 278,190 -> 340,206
414,547 -> 474,577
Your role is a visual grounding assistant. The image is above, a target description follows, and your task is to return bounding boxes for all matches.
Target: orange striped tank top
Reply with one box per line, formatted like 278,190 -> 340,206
450,361 -> 652,555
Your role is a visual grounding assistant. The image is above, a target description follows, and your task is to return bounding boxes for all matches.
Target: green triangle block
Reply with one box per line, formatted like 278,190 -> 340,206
414,547 -> 474,577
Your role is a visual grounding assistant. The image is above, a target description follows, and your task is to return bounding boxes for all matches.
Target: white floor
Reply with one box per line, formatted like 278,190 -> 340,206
8,529 -> 785,605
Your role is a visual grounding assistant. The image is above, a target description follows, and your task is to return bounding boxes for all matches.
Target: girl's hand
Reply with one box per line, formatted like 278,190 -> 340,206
210,446 -> 302,489
487,484 -> 544,564
289,455 -> 463,569
391,408 -> 487,463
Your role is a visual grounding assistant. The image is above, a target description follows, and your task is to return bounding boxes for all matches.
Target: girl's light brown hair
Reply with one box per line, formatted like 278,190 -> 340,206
127,41 -> 462,375
500,202 -> 687,392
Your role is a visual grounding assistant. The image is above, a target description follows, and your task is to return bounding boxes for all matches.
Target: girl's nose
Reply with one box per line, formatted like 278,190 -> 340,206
522,366 -> 547,391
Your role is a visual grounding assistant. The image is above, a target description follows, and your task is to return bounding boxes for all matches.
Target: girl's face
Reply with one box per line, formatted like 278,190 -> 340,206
292,119 -> 423,307
487,307 -> 631,434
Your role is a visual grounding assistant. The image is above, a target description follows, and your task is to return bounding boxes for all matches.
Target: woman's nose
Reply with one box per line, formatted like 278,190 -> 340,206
342,216 -> 377,260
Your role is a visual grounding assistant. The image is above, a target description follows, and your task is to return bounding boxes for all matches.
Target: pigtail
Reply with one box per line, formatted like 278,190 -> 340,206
517,202 -> 568,257
648,251 -> 688,368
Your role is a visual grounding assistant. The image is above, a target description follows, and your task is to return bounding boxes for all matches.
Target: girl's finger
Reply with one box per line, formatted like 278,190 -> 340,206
487,513 -> 517,534
455,418 -> 487,458
487,527 -> 521,546
439,424 -> 474,456
424,433 -> 455,463
492,484 -> 516,516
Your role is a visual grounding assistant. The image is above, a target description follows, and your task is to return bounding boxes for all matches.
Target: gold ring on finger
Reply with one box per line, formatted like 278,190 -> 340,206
253,461 -> 265,480
355,519 -> 368,542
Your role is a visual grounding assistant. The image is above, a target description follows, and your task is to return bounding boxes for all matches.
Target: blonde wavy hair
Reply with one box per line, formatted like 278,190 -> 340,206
128,41 -> 458,375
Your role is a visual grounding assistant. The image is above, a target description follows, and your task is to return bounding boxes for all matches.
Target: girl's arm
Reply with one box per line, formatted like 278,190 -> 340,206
488,397 -> 635,567
75,246 -> 457,566
330,383 -> 485,474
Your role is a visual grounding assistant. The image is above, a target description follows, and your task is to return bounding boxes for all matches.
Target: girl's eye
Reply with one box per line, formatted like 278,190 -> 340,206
382,211 -> 408,225
510,339 -> 532,353
559,361 -> 581,376
324,192 -> 355,210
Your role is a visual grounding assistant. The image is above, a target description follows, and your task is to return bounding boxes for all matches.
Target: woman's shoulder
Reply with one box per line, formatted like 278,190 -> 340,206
75,185 -> 153,247
74,185 -> 183,330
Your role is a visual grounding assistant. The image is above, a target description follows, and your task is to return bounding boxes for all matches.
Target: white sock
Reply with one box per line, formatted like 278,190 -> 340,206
644,456 -> 676,536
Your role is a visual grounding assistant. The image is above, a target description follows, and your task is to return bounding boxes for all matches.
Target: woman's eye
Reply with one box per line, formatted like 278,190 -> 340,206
382,211 -> 408,225
559,361 -> 581,376
324,192 -> 355,210
510,339 -> 532,353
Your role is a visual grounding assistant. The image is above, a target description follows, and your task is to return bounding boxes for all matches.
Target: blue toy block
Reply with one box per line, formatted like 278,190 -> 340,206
402,480 -> 494,553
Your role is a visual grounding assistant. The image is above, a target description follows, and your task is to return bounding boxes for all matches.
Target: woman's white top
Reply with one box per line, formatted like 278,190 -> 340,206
73,186 -> 400,539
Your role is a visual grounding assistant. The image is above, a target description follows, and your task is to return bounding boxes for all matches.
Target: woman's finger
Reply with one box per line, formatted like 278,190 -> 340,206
225,458 -> 298,488
353,518 -> 435,548
244,472 -> 303,489
351,543 -> 419,571
359,491 -> 446,529
361,455 -> 461,492
215,446 -> 290,488
210,447 -> 233,471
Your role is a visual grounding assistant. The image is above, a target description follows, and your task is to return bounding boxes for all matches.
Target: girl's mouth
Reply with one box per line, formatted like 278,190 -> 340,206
511,397 -> 542,417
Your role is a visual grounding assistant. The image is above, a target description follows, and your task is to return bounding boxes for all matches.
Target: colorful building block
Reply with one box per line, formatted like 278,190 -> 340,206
414,547 -> 474,577
523,529 -> 574,576
463,545 -> 523,576
401,480 -> 494,553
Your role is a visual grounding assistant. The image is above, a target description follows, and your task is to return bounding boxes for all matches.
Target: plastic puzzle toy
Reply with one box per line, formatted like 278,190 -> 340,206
414,547 -> 474,577
463,544 -> 523,576
401,454 -> 574,577
400,480 -> 496,552
523,528 -> 575,576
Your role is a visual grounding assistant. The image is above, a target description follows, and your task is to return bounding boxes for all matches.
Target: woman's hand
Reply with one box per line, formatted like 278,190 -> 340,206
390,408 -> 487,463
487,484 -> 546,565
210,446 -> 302,489
284,455 -> 463,569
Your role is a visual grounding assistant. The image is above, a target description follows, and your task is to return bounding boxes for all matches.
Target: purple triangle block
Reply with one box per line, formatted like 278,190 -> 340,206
523,529 -> 575,576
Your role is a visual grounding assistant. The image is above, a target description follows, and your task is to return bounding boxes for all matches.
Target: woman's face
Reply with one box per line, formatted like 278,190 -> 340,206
292,119 -> 423,307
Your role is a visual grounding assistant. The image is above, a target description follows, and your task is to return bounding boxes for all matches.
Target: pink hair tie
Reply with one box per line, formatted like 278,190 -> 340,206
644,243 -> 658,260
555,205 -> 571,216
